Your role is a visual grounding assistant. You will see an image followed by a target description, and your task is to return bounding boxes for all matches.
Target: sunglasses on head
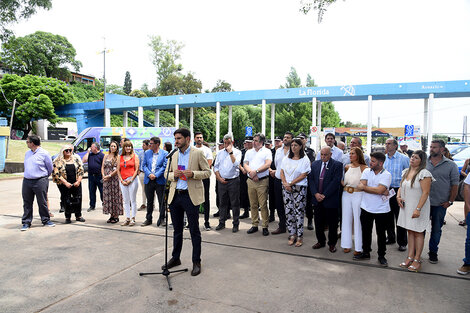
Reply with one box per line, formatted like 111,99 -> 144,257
64,149 -> 72,153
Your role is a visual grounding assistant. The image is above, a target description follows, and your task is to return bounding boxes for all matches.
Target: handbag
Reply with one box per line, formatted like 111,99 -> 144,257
66,192 -> 82,207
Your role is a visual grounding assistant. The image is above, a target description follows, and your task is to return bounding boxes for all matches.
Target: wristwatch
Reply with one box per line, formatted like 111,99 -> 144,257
448,201 -> 453,206
229,151 -> 233,155
416,207 -> 422,211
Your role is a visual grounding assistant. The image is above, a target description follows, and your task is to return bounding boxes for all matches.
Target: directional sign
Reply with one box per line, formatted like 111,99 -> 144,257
404,125 -> 414,137
245,126 -> 253,137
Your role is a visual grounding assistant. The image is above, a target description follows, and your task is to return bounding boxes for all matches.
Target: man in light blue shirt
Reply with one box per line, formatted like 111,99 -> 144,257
213,134 -> 242,232
21,135 -> 55,230
384,138 -> 410,250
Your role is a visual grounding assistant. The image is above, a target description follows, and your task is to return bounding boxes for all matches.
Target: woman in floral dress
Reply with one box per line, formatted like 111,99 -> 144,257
101,141 -> 123,223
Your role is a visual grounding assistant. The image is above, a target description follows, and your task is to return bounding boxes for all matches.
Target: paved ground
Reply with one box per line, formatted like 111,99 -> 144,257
1,175 -> 469,313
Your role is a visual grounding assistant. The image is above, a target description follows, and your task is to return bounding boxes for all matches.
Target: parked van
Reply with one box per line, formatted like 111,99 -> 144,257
64,127 -> 176,170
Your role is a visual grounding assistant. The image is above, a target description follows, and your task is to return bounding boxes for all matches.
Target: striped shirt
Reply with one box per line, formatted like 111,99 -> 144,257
384,151 -> 410,188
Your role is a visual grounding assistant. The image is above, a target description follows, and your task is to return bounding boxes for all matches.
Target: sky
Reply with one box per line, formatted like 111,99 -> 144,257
10,0 -> 470,136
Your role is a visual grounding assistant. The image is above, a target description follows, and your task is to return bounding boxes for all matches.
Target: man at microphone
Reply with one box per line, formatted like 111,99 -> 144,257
162,128 -> 211,276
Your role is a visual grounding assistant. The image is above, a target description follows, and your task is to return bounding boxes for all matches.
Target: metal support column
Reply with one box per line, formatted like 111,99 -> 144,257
123,111 -> 128,127
154,109 -> 160,127
317,101 -> 322,152
138,106 -> 143,127
270,103 -> 275,142
190,107 -> 194,145
367,95 -> 373,154
175,104 -> 179,129
105,108 -> 111,128
311,97 -> 317,150
426,94 -> 434,153
228,105 -> 232,135
261,99 -> 266,135
216,102 -> 220,151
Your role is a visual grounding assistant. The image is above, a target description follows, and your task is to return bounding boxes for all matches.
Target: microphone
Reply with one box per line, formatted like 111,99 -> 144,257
166,148 -> 178,159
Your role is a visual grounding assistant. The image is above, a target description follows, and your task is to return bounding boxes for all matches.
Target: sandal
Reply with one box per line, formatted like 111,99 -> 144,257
295,237 -> 303,247
110,217 -> 119,224
107,217 -> 113,223
288,235 -> 296,246
408,259 -> 422,272
129,218 -> 135,226
343,248 -> 351,253
459,220 -> 467,226
400,256 -> 413,268
121,219 -> 130,226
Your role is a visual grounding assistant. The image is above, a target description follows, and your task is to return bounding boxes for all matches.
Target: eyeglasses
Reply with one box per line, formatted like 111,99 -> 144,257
64,149 -> 72,153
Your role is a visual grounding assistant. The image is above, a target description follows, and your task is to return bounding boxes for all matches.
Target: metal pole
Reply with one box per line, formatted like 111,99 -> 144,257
317,101 -> 322,152
426,94 -> 434,154
5,99 -> 16,159
261,99 -> 266,135
175,104 -> 179,129
367,95 -> 373,154
190,107 -> 194,145
228,105 -> 232,135
270,103 -> 275,142
103,48 -> 107,127
216,101 -> 220,151
311,97 -> 317,150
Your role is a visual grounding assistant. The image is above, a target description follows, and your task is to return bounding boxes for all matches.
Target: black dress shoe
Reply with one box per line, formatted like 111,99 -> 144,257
65,218 -> 71,224
215,223 -> 225,231
312,242 -> 325,249
240,211 -> 249,219
156,218 -> 162,227
141,220 -> 152,227
307,221 -> 314,230
271,228 -> 286,235
191,262 -> 201,276
247,226 -> 258,234
353,252 -> 370,260
398,245 -> 407,252
385,238 -> 396,245
213,211 -> 220,217
329,245 -> 337,253
87,207 -> 95,212
161,258 -> 181,270
76,217 -> 85,222
232,225 -> 239,233
378,257 -> 388,267
262,228 -> 269,236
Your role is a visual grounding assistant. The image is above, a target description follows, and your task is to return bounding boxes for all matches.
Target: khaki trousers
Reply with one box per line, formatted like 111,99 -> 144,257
247,177 -> 269,228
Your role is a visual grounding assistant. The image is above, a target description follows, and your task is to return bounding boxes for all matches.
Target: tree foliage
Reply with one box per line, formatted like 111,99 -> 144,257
0,74 -> 73,137
299,0 -> 339,22
0,31 -> 82,80
0,0 -> 52,40
123,71 -> 132,95
129,89 -> 147,98
148,35 -> 183,88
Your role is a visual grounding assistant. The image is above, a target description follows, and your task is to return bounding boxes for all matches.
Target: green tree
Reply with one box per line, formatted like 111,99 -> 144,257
141,83 -> 158,97
210,80 -> 233,92
0,74 -> 73,137
0,0 -> 52,40
106,84 -> 126,95
0,31 -> 82,80
69,82 -> 102,103
129,89 -> 147,98
123,71 -> 132,95
148,35 -> 184,90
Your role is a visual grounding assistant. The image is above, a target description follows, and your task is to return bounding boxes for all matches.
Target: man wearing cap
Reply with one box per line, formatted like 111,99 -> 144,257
269,132 -> 293,234
239,137 -> 253,219
194,131 -> 213,231
400,143 -> 413,158
316,133 -> 343,162
244,133 -> 272,236
298,132 -> 316,230
274,136 -> 283,150
213,134 -> 242,232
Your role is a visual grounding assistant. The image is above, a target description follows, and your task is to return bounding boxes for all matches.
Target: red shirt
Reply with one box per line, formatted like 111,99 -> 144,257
120,155 -> 136,180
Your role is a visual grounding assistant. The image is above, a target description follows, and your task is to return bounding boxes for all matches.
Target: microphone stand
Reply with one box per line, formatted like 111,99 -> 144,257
139,151 -> 188,291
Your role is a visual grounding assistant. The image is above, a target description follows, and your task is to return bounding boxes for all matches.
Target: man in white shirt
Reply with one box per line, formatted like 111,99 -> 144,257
194,131 -> 213,230
213,134 -> 242,232
316,133 -> 343,162
244,133 -> 273,236
355,152 -> 392,267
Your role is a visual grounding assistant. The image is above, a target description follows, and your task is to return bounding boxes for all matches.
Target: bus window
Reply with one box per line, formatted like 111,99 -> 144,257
76,138 -> 94,152
100,136 -> 122,149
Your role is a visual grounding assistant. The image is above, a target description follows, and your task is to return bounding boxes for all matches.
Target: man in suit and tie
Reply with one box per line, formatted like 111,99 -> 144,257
141,137 -> 168,227
309,147 -> 343,252
161,128 -> 211,276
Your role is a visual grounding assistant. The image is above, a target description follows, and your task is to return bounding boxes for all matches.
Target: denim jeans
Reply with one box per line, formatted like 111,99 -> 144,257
429,205 -> 447,254
464,212 -> 470,265
88,173 -> 103,208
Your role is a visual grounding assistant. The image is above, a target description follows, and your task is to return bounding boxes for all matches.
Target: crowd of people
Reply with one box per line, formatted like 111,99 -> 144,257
19,130 -> 470,276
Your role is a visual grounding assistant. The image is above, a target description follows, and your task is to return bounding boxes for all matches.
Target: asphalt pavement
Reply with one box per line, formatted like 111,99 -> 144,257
0,175 -> 469,313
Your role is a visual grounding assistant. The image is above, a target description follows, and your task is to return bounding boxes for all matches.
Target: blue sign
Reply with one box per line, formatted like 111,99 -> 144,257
404,125 -> 414,137
245,126 -> 253,137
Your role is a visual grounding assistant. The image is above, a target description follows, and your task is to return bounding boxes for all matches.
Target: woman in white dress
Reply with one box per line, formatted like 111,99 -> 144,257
397,150 -> 434,272
341,147 -> 368,256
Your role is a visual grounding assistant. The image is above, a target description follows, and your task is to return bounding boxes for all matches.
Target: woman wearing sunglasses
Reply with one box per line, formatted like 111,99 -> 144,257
52,144 -> 85,223
117,140 -> 140,226
101,141 -> 123,223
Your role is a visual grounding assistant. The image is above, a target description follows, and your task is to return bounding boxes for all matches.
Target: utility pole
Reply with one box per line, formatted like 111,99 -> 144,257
100,38 -> 111,127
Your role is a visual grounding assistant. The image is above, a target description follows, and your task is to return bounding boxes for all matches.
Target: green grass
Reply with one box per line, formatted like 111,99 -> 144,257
5,140 -> 65,162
